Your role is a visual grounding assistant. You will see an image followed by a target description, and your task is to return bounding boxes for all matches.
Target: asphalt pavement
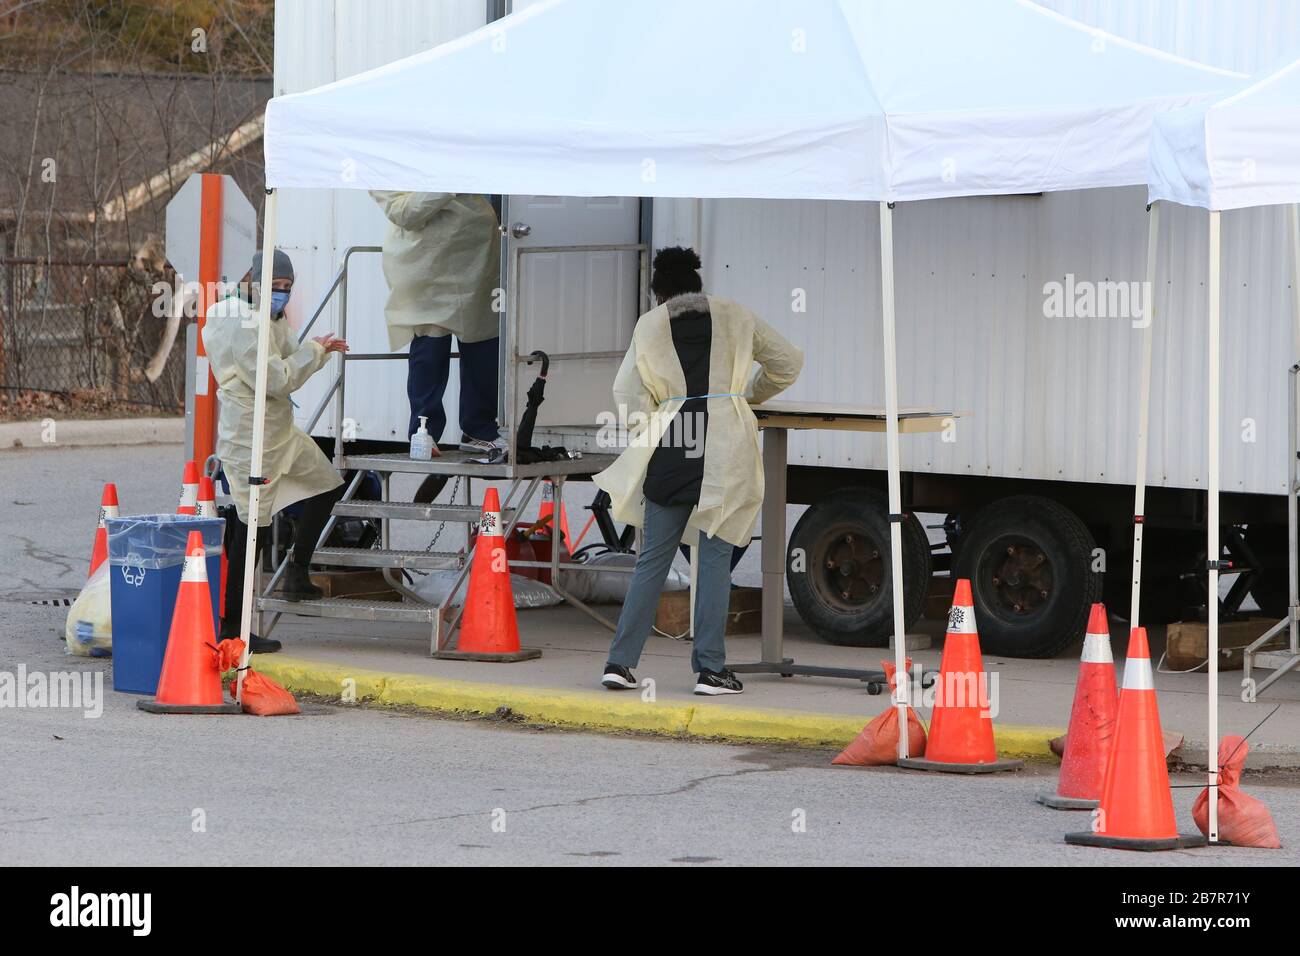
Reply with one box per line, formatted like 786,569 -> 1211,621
2,441 -> 1298,865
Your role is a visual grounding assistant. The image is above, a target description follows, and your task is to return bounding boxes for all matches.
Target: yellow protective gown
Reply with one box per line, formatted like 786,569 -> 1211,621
369,191 -> 501,351
593,293 -> 803,547
202,294 -> 342,527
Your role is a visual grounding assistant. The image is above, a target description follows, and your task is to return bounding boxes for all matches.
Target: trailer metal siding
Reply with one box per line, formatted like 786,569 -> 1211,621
275,0 -> 1300,494
671,2 -> 1300,497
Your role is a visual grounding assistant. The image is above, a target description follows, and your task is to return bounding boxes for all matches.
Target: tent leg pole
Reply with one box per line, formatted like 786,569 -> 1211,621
1130,202 -> 1159,627
236,188 -> 280,704
1207,209 -> 1221,843
879,200 -> 908,760
1289,205 -> 1300,659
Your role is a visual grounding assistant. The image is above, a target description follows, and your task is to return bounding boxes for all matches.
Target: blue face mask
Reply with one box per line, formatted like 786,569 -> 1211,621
270,289 -> 291,317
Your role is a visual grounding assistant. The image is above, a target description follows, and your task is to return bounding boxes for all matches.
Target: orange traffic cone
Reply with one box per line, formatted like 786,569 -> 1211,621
196,476 -> 228,620
1039,603 -> 1118,809
538,481 -> 571,547
898,578 -> 1022,773
1065,627 -> 1204,850
88,483 -> 119,577
177,460 -> 199,515
138,531 -> 239,714
434,488 -> 541,662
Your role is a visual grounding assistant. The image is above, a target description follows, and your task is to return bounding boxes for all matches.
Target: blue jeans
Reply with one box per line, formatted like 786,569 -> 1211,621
407,334 -> 500,442
606,500 -> 734,675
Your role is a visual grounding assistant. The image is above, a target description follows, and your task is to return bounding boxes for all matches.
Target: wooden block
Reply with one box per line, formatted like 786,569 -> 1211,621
1164,618 -> 1288,672
309,569 -> 402,602
654,586 -> 762,638
923,576 -> 957,620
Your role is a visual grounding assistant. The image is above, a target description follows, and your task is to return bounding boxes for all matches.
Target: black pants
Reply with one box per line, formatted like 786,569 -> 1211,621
220,485 -> 342,636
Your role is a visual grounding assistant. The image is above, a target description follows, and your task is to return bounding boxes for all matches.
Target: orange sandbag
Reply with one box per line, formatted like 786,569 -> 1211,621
215,638 -> 301,717
1191,735 -> 1281,848
238,669 -> 300,717
832,660 -> 926,767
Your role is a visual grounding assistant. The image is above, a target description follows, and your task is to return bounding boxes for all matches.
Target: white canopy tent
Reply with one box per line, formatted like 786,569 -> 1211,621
1146,54 -> 1300,842
243,0 -> 1242,761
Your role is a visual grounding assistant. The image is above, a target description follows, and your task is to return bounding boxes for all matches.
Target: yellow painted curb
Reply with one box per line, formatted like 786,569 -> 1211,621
687,705 -> 865,747
990,723 -> 1067,759
254,654 -> 1064,758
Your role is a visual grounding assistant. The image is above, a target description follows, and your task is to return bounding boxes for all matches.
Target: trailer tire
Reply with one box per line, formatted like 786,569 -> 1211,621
787,489 -> 931,647
953,495 -> 1101,658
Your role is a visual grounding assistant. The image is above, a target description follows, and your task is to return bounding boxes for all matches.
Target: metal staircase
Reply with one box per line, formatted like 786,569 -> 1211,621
251,237 -> 645,656
1243,363 -> 1300,698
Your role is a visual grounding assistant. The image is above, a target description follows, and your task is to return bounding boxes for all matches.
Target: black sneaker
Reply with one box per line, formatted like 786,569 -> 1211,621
694,668 -> 743,696
601,663 -> 637,690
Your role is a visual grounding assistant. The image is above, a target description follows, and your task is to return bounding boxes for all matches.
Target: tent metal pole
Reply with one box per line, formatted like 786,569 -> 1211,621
878,200 -> 909,759
235,188 -> 280,703
1206,209 -> 1221,843
1130,203 -> 1160,626
1289,205 -> 1300,660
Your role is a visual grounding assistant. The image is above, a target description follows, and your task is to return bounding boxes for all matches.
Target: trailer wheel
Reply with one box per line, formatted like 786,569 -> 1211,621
787,489 -> 931,647
953,495 -> 1101,658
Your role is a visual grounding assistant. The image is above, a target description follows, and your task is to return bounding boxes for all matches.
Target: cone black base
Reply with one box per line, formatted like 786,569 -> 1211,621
1037,791 -> 1099,810
137,699 -> 241,715
898,756 -> 1023,774
433,648 -> 542,663
1064,831 -> 1207,851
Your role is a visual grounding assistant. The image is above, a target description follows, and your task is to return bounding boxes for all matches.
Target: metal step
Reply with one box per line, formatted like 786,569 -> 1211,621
332,500 -> 515,523
341,449 -> 617,479
258,595 -> 436,623
312,546 -> 463,571
1253,649 -> 1299,671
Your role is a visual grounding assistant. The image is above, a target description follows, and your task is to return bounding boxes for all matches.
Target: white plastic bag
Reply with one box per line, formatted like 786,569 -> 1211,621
413,570 -> 561,609
65,563 -> 112,657
558,551 -> 688,604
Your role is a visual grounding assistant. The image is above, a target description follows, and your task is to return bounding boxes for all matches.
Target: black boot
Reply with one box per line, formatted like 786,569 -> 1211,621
218,628 -> 282,655
280,561 -> 324,603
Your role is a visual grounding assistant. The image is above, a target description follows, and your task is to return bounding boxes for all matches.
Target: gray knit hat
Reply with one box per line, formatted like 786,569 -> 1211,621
249,249 -> 295,282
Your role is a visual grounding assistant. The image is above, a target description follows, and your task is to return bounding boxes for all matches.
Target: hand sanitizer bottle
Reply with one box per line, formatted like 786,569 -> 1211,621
410,416 -> 434,461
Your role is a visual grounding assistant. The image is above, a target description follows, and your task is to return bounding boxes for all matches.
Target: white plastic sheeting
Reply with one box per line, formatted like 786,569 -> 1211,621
1150,56 -> 1300,210
264,0 -> 1242,202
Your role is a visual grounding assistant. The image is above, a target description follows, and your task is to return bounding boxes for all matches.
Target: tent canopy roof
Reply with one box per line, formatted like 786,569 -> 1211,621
265,0 -> 1242,202
1149,55 -> 1300,211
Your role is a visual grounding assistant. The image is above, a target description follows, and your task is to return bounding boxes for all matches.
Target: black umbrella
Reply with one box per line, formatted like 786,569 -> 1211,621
515,350 -> 572,465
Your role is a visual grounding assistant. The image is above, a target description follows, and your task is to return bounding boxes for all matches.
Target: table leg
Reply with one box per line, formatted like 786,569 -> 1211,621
761,427 -> 787,666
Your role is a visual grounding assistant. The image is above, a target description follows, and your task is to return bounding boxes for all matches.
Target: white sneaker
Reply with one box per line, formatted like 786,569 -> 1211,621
460,434 -> 506,453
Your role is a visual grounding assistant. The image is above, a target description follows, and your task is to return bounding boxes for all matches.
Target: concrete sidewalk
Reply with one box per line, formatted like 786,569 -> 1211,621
0,416 -> 182,451
251,600 -> 1300,768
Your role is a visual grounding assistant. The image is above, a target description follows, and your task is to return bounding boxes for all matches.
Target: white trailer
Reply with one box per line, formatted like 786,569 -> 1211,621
271,0 -> 1300,657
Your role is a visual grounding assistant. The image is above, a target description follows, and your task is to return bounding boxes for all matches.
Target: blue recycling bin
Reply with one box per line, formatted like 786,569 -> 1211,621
106,515 -> 224,695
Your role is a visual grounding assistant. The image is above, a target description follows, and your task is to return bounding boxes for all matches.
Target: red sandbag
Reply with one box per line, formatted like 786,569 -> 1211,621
216,638 -> 301,717
1191,735 -> 1281,848
832,659 -> 926,767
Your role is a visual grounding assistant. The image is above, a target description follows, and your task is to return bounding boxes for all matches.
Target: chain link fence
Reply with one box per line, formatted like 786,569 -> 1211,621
0,257 -> 184,411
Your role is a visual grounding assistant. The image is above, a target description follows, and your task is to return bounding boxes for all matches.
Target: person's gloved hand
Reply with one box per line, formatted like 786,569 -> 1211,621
313,334 -> 350,354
